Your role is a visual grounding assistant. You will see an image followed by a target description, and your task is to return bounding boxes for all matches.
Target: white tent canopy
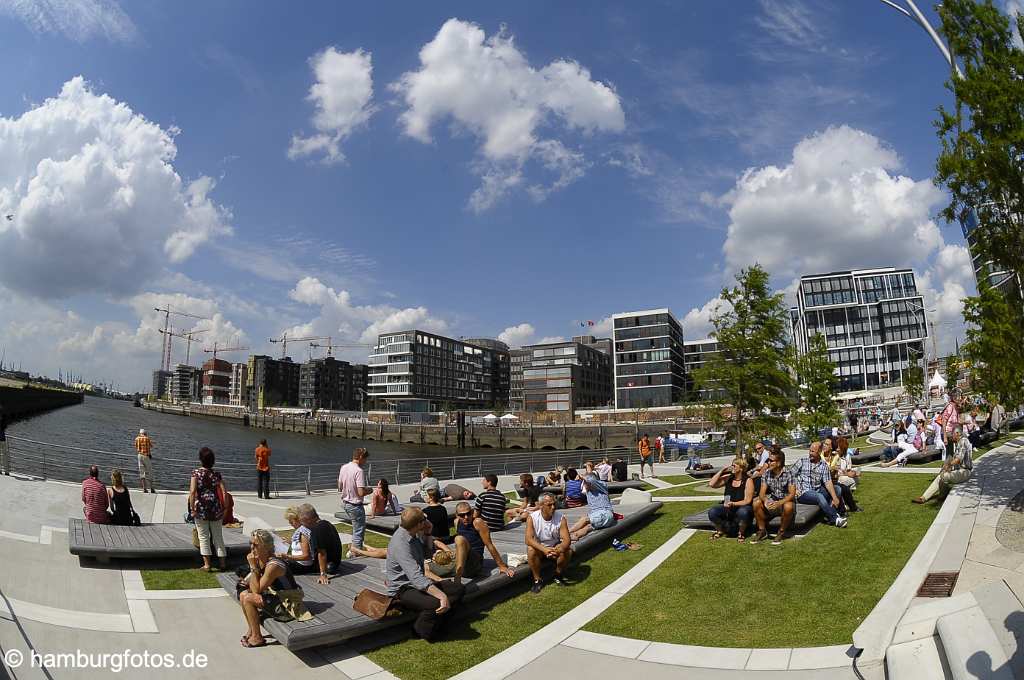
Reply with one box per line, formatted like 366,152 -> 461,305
499,413 -> 519,420
929,370 -> 947,389
482,413 -> 499,420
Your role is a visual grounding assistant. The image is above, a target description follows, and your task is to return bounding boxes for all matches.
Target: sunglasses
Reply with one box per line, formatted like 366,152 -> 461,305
456,512 -> 472,518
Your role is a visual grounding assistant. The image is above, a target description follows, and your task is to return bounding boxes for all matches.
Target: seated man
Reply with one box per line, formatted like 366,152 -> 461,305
82,465 -> 110,524
610,457 -> 628,482
913,427 -> 973,504
526,493 -> 572,593
508,473 -> 542,523
474,474 -> 508,532
751,449 -> 796,545
385,507 -> 465,641
569,472 -> 616,541
791,442 -> 848,528
298,504 -> 342,585
430,502 -> 515,585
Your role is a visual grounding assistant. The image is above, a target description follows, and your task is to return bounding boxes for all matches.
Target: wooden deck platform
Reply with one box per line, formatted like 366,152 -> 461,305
68,519 -> 251,561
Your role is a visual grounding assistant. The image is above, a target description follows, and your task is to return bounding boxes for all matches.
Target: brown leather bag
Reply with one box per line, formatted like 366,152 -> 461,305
353,589 -> 399,620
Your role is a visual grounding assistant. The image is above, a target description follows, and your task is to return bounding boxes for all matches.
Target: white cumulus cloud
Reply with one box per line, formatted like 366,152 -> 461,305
392,18 -> 625,211
289,47 -> 375,164
0,76 -> 232,299
497,323 -> 535,348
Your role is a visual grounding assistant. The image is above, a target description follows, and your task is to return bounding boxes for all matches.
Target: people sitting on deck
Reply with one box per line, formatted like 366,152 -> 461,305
475,474 -> 508,531
240,528 -> 311,648
82,465 -> 109,524
913,427 -> 974,504
792,441 -> 848,528
965,407 -> 983,448
410,467 -> 440,503
278,506 -> 316,574
707,459 -> 754,541
751,449 -> 796,545
880,422 -> 910,463
568,472 -> 616,541
596,457 -> 612,482
107,468 -> 137,526
385,507 -> 465,641
684,443 -> 703,472
430,502 -> 515,585
298,503 -> 342,584
563,468 -> 586,508
879,431 -> 919,468
828,437 -> 861,512
508,473 -> 542,523
610,457 -> 628,482
442,483 -> 476,501
925,417 -> 944,455
369,478 -> 402,518
421,488 -> 451,541
526,493 -> 572,593
189,447 -> 228,572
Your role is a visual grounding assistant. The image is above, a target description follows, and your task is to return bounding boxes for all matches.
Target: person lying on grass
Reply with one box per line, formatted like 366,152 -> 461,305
430,502 -> 515,585
751,449 -> 796,546
527,492 -> 572,594
706,458 -> 754,542
568,472 -> 616,541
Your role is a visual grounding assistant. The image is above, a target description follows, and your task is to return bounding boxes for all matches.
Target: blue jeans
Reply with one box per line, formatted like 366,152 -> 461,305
797,487 -> 839,524
708,503 -> 753,533
344,501 -> 366,549
686,454 -> 702,470
589,507 -> 616,530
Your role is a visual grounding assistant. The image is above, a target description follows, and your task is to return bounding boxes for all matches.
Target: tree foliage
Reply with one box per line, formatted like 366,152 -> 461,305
692,265 -> 794,454
961,281 -> 1024,408
903,363 -> 925,403
935,0 -> 1024,289
792,333 -> 841,436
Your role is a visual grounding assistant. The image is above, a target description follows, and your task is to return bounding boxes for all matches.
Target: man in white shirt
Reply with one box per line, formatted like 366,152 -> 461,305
526,493 -> 571,594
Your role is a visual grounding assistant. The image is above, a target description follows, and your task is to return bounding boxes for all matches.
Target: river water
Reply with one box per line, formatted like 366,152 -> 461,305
9,395 -> 489,468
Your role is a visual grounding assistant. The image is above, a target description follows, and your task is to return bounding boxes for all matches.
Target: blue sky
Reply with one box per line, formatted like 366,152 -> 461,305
0,0 -> 1008,390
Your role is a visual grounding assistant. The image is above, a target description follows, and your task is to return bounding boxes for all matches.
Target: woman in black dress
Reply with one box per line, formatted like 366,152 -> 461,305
107,468 -> 136,526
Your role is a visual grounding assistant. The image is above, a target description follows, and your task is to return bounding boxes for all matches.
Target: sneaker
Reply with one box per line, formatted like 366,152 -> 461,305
346,548 -> 356,559
835,516 -> 848,528
530,580 -> 544,594
771,533 -> 786,545
553,574 -> 571,587
749,531 -> 767,544
611,538 -> 628,552
911,497 -> 926,504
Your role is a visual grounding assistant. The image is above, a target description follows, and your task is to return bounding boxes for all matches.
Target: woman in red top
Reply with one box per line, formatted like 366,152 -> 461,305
255,439 -> 271,499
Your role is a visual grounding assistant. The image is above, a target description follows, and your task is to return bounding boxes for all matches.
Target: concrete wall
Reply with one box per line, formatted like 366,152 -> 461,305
0,384 -> 84,420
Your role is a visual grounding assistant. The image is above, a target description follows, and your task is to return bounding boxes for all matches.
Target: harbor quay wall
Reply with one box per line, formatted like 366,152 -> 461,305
0,384 -> 84,420
142,401 -> 706,450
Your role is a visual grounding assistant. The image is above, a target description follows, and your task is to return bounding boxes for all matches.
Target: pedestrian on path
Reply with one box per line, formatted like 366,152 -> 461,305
255,439 -> 271,499
638,433 -> 655,479
0,407 -> 9,475
913,427 -> 973,504
338,448 -> 371,557
134,428 -> 155,493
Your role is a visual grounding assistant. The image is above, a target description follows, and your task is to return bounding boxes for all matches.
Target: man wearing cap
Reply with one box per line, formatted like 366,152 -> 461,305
134,428 -> 155,493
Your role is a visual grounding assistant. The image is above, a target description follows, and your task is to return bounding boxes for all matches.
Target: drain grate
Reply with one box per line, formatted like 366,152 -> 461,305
917,571 -> 959,597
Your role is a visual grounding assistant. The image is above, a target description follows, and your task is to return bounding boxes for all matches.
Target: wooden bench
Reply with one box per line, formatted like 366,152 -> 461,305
683,502 -> 822,531
68,519 -> 250,562
337,501 -> 463,533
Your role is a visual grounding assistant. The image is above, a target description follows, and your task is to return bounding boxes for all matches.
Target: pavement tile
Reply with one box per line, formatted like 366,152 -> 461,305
638,642 -> 751,670
745,648 -> 791,670
786,644 -> 854,670
561,631 -> 649,659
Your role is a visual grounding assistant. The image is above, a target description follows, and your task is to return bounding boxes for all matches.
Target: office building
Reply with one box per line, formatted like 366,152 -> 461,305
961,208 -> 1022,299
201,358 -> 232,405
612,309 -> 687,408
299,357 -> 365,411
510,349 -> 529,410
790,267 -> 927,392
229,363 -> 248,407
683,339 -> 727,401
246,355 -> 300,410
170,364 -> 200,403
522,337 -> 613,414
463,338 -> 511,409
350,363 -> 369,411
366,331 -> 507,412
151,370 -> 172,399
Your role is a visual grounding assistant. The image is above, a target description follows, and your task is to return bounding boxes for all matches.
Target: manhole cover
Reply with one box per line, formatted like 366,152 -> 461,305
917,572 -> 959,597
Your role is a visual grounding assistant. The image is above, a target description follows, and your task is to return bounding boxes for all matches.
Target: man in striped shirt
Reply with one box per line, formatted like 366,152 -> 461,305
81,465 -> 109,524
475,474 -> 508,532
135,429 -> 155,493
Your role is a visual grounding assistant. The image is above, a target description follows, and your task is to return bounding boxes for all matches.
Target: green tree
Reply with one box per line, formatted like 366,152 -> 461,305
935,0 -> 1024,289
792,334 -> 841,437
961,281 -> 1024,408
692,265 -> 795,454
945,354 -> 962,389
903,363 -> 925,403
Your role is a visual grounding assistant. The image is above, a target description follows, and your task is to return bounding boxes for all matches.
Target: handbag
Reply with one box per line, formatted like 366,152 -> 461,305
353,589 -> 399,620
191,526 -> 200,549
130,509 -> 142,527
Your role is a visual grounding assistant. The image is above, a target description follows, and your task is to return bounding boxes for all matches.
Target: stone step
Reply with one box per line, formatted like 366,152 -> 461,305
968,579 -> 1024,679
936,605 -> 1013,680
892,592 -> 978,645
885,635 -> 952,679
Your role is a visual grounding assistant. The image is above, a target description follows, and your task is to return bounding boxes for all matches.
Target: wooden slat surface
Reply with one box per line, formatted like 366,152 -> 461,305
68,519 -> 250,558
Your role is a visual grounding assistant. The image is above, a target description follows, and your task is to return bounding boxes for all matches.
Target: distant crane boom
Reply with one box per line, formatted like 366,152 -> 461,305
268,333 -> 330,360
154,305 -> 211,371
202,343 -> 250,361
158,328 -> 207,366
309,338 -> 372,358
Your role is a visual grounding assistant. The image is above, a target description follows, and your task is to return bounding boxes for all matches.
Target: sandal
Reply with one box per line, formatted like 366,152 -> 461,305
749,531 -> 767,544
710,531 -> 724,540
241,637 -> 267,648
736,534 -> 745,543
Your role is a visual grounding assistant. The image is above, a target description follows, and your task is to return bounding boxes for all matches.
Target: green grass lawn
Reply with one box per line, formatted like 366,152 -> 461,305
652,482 -> 719,497
364,501 -> 709,680
584,473 -> 940,648
656,474 -> 696,485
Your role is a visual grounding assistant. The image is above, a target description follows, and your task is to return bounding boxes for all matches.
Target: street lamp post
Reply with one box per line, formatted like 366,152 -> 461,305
874,0 -> 964,78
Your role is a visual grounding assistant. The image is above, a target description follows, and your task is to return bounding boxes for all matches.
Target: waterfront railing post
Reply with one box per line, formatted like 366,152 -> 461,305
305,467 -> 311,496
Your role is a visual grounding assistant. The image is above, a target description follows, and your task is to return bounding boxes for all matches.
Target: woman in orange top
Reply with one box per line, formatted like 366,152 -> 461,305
255,439 -> 271,499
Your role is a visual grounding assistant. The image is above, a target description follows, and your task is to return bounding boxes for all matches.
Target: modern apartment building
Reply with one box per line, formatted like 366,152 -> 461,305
522,337 -> 613,414
510,349 -> 529,410
683,338 -> 726,401
151,370 -> 172,399
351,364 -> 369,412
201,358 -> 232,405
246,355 -> 300,411
612,309 -> 686,409
229,363 -> 248,407
961,208 -> 1022,299
790,267 -> 928,393
366,331 -> 509,412
298,357 -> 365,411
169,364 -> 200,403
463,338 -> 511,410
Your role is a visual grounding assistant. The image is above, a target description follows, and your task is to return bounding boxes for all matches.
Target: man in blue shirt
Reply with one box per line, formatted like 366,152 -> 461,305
568,472 -> 616,541
792,441 -> 848,528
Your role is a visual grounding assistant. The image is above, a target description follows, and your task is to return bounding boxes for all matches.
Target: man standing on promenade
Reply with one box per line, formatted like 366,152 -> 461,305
338,448 -> 371,558
638,433 -> 654,478
134,429 -> 155,493
255,439 -> 271,499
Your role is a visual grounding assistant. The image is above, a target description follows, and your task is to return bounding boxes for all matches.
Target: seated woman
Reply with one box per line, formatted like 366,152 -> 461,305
369,478 -> 402,517
239,529 -> 311,648
563,468 -> 586,508
880,422 -> 908,462
508,473 -> 542,522
277,507 -> 316,574
706,459 -> 754,541
421,488 -> 451,541
879,432 -> 919,468
827,437 -> 860,512
107,468 -> 136,526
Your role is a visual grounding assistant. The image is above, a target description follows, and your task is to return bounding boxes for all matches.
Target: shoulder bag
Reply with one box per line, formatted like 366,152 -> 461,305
353,589 -> 400,620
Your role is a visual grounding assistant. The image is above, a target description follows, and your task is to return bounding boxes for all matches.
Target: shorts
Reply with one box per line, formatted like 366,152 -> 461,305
430,548 -> 483,578
764,500 -> 787,517
137,454 -> 153,480
589,508 -> 616,530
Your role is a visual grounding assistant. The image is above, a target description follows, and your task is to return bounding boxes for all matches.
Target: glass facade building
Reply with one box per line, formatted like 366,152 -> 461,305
521,337 -> 613,414
961,208 -> 1022,299
683,339 -> 726,401
612,309 -> 686,408
790,268 -> 927,393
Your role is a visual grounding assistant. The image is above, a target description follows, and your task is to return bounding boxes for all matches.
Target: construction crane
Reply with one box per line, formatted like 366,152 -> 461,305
158,328 -> 207,367
202,342 -> 250,361
154,305 -> 211,371
308,338 -> 372,359
268,333 -> 330,360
